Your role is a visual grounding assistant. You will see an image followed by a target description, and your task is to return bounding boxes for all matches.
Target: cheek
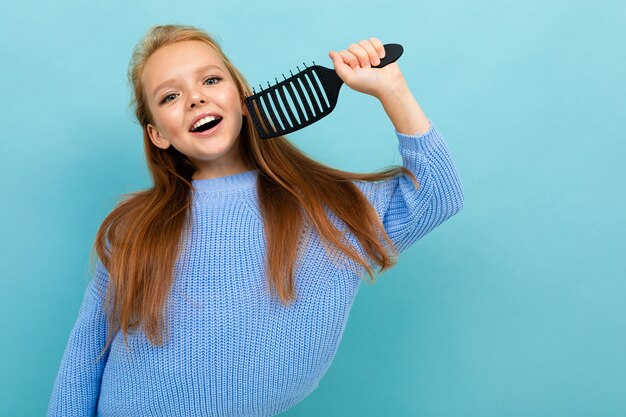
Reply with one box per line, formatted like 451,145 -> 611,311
223,89 -> 243,112
159,109 -> 185,131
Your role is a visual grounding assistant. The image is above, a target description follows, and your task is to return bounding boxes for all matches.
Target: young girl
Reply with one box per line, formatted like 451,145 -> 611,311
48,24 -> 463,416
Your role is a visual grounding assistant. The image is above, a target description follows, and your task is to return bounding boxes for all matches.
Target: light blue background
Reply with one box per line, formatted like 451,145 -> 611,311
1,0 -> 625,416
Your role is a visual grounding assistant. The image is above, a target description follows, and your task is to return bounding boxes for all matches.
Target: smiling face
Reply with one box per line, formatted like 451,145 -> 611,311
142,40 -> 250,180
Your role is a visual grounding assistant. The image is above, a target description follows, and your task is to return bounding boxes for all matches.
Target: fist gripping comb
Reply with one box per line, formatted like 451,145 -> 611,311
243,43 -> 404,139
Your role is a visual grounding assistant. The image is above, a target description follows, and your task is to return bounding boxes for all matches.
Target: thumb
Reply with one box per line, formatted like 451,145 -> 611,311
328,51 -> 353,83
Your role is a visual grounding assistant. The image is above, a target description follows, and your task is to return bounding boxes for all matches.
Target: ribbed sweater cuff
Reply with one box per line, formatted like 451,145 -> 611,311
394,120 -> 444,155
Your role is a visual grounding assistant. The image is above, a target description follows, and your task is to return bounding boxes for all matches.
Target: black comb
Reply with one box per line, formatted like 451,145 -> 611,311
244,43 -> 404,139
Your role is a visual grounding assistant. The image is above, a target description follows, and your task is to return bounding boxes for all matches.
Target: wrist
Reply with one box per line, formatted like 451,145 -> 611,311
375,76 -> 411,103
376,80 -> 430,136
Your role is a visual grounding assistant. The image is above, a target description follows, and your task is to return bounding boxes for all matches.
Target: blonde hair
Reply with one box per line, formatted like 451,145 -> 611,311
92,24 -> 419,360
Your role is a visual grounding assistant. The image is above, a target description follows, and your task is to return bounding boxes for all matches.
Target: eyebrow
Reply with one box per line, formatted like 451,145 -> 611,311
152,64 -> 224,98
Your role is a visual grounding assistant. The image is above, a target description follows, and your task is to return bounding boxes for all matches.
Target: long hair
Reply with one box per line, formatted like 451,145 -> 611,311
91,24 -> 419,360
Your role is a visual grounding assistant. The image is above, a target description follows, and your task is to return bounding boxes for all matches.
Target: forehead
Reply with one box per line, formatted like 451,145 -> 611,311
142,40 -> 225,87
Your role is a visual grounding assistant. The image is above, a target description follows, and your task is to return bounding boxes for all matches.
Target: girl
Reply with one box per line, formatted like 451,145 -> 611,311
48,24 -> 463,416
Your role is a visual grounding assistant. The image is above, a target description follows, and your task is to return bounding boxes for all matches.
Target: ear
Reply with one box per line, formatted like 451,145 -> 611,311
241,99 -> 249,117
147,123 -> 171,149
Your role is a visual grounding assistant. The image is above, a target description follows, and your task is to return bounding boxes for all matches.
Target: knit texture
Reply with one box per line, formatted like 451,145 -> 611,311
47,121 -> 464,417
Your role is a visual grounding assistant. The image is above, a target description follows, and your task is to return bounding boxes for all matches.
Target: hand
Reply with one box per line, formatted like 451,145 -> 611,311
328,37 -> 406,99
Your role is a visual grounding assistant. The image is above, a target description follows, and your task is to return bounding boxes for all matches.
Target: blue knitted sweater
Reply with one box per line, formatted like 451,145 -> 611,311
47,121 -> 464,417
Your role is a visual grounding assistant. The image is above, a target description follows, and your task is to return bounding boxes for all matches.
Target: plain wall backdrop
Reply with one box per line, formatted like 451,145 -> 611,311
1,0 -> 624,416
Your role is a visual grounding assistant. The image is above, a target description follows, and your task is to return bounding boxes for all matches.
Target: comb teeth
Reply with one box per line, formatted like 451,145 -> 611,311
244,61 -> 339,139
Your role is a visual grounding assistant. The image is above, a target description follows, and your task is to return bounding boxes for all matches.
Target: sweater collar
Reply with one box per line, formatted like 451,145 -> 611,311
191,169 -> 258,193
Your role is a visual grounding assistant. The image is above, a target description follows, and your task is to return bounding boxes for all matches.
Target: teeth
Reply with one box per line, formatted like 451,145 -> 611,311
192,115 -> 222,131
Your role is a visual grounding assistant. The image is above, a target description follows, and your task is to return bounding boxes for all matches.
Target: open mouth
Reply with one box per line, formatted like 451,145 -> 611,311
191,117 -> 223,133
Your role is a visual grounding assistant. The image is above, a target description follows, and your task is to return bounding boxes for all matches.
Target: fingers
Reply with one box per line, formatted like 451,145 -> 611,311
339,49 -> 361,69
332,37 -> 386,70
329,50 -> 351,72
328,50 -> 353,82
368,37 -> 386,60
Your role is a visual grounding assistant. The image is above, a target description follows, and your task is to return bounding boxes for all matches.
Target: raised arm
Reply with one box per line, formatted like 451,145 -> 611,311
330,37 -> 464,254
375,78 -> 463,252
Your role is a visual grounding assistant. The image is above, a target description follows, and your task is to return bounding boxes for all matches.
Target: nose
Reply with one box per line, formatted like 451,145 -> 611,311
190,98 -> 206,109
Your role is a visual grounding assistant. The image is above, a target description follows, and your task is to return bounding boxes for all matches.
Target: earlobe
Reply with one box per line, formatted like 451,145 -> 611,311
147,124 -> 170,149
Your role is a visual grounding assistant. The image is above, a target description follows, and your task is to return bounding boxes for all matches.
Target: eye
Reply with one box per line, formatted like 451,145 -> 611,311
159,77 -> 221,105
204,76 -> 221,85
160,93 -> 178,104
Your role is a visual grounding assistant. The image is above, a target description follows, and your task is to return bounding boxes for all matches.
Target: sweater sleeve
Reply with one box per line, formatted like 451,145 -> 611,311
355,120 -> 464,255
47,258 -> 111,417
